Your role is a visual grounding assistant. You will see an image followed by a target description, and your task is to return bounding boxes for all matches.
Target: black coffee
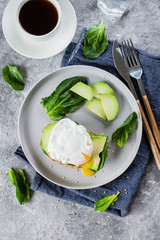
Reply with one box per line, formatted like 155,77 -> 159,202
19,0 -> 59,36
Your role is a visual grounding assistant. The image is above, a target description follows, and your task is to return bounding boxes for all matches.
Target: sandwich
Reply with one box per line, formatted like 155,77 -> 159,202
41,118 -> 109,176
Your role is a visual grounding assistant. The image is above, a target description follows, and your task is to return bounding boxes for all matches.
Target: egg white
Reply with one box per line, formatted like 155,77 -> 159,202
47,118 -> 93,166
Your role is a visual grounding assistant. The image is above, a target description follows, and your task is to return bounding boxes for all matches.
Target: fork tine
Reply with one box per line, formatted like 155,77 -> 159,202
127,39 -> 137,65
121,41 -> 130,67
129,39 -> 141,66
122,41 -> 133,67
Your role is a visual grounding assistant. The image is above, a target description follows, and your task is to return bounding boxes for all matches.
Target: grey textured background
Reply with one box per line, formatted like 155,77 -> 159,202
0,0 -> 160,239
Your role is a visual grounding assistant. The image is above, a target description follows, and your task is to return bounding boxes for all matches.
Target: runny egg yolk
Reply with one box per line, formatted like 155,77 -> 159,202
80,153 -> 95,176
81,168 -> 95,176
82,152 -> 91,162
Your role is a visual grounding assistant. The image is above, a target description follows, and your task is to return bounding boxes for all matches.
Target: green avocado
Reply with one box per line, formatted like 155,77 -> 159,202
85,98 -> 107,120
88,135 -> 108,171
91,81 -> 115,98
70,82 -> 93,101
41,122 -> 57,156
99,93 -> 119,121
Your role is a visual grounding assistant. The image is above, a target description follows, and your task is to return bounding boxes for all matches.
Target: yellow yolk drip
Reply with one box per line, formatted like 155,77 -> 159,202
81,168 -> 95,176
81,152 -> 91,162
80,154 -> 95,176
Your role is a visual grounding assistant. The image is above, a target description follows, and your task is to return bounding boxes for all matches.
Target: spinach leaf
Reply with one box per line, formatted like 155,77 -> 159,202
94,192 -> 120,212
112,112 -> 138,147
7,168 -> 30,205
83,19 -> 108,59
41,76 -> 88,120
98,136 -> 109,171
2,65 -> 24,91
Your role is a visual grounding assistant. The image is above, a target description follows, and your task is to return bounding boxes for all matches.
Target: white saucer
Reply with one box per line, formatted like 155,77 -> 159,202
2,0 -> 77,59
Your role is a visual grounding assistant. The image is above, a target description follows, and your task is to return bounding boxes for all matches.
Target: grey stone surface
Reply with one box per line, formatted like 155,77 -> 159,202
0,0 -> 160,239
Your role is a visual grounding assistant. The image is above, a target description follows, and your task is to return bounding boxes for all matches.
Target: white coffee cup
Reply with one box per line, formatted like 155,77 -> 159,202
16,0 -> 61,41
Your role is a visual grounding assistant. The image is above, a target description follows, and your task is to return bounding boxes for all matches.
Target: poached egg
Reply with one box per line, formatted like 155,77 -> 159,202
47,118 -> 93,166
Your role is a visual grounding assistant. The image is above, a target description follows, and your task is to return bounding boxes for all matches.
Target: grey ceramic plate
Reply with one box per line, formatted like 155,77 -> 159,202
18,65 -> 142,189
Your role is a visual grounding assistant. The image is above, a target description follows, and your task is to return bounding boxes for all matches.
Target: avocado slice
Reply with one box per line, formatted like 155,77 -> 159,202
41,122 -> 57,156
70,82 -> 93,101
86,135 -> 108,171
91,82 -> 115,98
99,93 -> 119,121
85,98 -> 107,120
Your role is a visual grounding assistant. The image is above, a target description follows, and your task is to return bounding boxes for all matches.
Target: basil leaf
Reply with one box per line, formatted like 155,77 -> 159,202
83,19 -> 108,59
112,112 -> 138,147
7,168 -> 30,205
41,76 -> 88,120
94,192 -> 120,212
98,137 -> 109,171
2,65 -> 24,91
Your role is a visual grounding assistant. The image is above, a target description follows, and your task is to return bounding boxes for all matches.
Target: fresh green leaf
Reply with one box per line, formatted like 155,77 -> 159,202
40,76 -> 88,120
83,19 -> 108,59
7,168 -> 30,205
2,65 -> 24,91
94,192 -> 120,211
98,137 -> 109,171
112,112 -> 138,147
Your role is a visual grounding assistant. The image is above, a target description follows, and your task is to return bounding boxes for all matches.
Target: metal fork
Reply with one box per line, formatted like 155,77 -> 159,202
122,39 -> 160,150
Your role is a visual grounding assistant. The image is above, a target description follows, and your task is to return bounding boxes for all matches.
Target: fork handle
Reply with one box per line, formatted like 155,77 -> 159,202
137,78 -> 160,149
143,95 -> 160,149
137,100 -> 160,170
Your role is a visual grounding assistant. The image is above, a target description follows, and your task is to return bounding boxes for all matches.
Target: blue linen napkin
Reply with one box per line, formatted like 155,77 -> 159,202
15,29 -> 160,217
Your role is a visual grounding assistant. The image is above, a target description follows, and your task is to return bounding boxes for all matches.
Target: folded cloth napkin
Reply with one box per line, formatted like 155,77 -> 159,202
15,29 -> 160,217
